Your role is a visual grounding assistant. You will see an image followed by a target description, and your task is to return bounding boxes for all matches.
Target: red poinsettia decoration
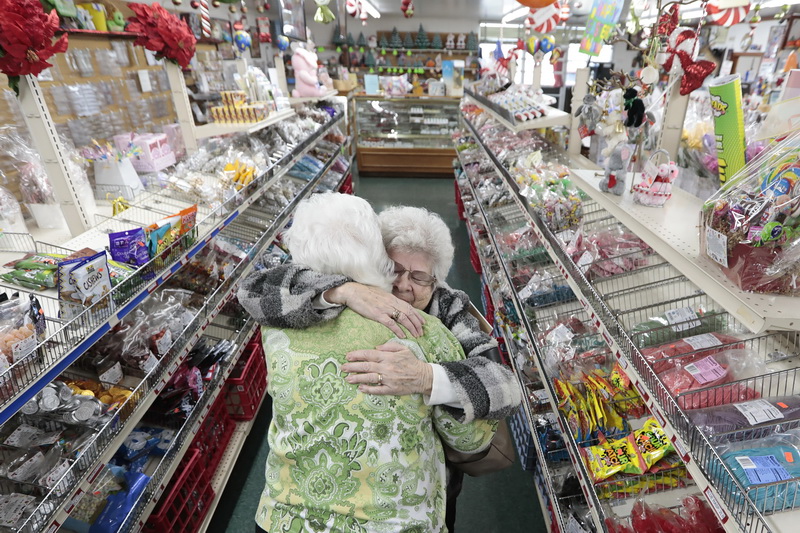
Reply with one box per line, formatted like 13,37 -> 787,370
127,3 -> 197,69
0,0 -> 69,95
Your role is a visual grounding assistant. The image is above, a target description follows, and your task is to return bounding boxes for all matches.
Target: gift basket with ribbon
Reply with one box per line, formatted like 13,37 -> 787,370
631,149 -> 679,207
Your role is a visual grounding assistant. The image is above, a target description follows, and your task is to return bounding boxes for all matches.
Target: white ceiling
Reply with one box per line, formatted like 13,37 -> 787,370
365,0 -> 523,21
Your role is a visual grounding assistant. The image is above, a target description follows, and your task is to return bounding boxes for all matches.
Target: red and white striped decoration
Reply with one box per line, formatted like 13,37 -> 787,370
199,0 -> 211,37
560,2 -> 571,21
345,0 -> 362,17
525,2 -> 562,34
706,0 -> 750,26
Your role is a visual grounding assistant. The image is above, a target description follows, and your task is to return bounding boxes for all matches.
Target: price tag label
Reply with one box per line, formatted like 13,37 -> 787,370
706,227 -> 729,267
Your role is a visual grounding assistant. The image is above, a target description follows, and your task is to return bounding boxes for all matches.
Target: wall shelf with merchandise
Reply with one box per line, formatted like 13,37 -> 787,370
459,102 -> 800,533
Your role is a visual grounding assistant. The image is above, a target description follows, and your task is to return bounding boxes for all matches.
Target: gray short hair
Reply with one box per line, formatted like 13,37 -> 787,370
284,193 -> 395,291
378,206 -> 454,282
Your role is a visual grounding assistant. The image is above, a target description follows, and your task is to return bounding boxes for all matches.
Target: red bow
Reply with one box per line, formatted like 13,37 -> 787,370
657,5 -> 679,37
663,29 -> 716,96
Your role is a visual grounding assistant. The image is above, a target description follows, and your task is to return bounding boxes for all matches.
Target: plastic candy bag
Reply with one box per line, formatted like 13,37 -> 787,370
634,418 -> 674,470
581,433 -> 647,483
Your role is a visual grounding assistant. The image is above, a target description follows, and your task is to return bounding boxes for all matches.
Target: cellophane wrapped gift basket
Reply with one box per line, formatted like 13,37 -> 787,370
700,130 -> 800,295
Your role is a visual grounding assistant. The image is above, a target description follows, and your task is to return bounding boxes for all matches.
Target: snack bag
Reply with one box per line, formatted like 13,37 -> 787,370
581,433 -> 646,482
634,418 -> 674,470
108,228 -> 149,267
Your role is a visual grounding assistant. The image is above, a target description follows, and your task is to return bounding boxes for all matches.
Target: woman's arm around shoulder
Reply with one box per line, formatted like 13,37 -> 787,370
237,263 -> 349,329
428,284 -> 522,423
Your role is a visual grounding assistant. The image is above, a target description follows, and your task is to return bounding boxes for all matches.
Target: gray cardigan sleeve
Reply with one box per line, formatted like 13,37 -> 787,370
429,285 -> 522,423
237,264 -> 349,329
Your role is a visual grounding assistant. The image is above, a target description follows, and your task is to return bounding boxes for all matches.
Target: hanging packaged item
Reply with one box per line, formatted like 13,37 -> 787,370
701,130 -> 800,295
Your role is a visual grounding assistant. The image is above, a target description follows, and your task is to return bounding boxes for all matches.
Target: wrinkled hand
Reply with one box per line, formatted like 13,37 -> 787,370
325,282 -> 424,338
343,342 -> 433,396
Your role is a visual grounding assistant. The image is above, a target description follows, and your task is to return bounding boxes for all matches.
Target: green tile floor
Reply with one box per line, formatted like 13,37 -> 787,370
210,176 -> 546,533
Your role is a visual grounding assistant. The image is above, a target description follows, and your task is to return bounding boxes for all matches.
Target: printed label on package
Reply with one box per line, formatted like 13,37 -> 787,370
665,307 -> 701,332
11,334 -> 36,363
683,356 -> 727,384
706,227 -> 729,267
99,361 -> 124,385
733,399 -> 785,425
684,333 -> 722,351
577,251 -> 594,273
736,455 -> 791,485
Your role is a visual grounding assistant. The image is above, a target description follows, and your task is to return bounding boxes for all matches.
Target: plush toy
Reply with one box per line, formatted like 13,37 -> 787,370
107,10 -> 125,32
574,94 -> 602,135
600,143 -> 632,195
368,35 -> 377,48
445,33 -> 455,49
318,66 -> 334,90
291,47 -> 328,97
456,34 -> 466,49
623,87 -> 646,128
600,89 -> 627,158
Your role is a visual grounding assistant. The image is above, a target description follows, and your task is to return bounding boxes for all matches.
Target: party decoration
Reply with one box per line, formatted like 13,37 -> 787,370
276,34 -> 290,51
662,27 -> 716,96
446,33 -> 456,49
403,32 -> 414,48
539,34 -> 556,54
0,0 -> 70,95
345,0 -> 362,18
527,36 -> 540,54
314,0 -> 336,24
389,27 -> 402,48
416,25 -> 430,49
457,33 -> 467,49
198,0 -> 212,38
357,32 -> 367,52
640,65 -> 659,84
401,0 -> 414,18
466,32 -> 478,51
706,0 -> 750,27
379,35 -> 389,48
126,3 -> 197,69
656,4 -> 679,36
525,2 -> 562,34
233,29 -> 251,56
515,0 -> 558,7
580,0 -> 623,56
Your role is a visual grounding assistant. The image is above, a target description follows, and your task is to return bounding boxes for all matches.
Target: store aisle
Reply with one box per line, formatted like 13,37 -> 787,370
211,176 -> 546,533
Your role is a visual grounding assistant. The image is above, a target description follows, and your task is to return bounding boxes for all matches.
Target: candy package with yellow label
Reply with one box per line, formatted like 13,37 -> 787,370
634,418 -> 675,470
581,433 -> 646,483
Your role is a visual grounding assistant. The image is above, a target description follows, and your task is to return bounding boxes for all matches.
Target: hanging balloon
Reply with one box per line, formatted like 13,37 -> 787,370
539,34 -> 556,54
526,36 -> 540,54
525,2 -> 562,34
516,0 -> 557,7
276,34 -> 290,51
706,0 -> 750,27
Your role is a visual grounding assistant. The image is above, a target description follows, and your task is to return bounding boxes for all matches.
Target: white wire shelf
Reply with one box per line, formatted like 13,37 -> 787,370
463,90 -> 571,133
0,112 -> 343,427
569,169 -> 799,335
195,107 -> 296,138
288,89 -> 338,104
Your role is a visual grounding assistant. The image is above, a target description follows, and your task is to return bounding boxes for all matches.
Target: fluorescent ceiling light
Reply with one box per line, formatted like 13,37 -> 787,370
761,0 -> 800,7
501,6 -> 529,23
362,0 -> 381,18
480,22 -> 524,28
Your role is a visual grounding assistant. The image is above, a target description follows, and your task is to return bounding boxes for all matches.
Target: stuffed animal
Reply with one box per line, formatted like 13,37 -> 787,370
318,66 -> 334,90
291,48 -> 328,97
600,89 -> 627,158
574,94 -> 602,135
368,35 -> 377,48
456,34 -> 466,49
107,10 -> 125,32
446,33 -> 455,49
600,142 -> 632,195
623,87 -> 646,128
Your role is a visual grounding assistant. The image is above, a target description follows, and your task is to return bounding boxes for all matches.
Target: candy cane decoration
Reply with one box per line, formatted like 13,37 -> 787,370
345,0 -> 361,17
526,2 -> 562,34
706,0 -> 750,26
199,0 -> 211,37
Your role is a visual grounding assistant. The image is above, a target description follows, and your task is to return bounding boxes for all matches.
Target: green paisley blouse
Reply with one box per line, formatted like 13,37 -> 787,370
256,309 -> 497,533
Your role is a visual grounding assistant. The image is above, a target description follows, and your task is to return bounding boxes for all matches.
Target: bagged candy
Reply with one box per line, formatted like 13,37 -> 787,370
581,433 -> 646,483
634,418 -> 674,470
109,228 -> 149,267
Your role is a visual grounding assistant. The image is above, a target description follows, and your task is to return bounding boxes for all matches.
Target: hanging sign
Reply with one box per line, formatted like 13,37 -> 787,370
579,0 -> 623,56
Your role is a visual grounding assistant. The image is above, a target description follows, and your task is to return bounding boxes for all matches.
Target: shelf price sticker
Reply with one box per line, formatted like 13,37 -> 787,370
703,486 -> 728,523
705,227 -> 729,267
671,435 -> 689,462
733,399 -> 785,425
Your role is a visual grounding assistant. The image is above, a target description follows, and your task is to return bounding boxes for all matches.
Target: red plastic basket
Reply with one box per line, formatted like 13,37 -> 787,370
338,173 -> 354,195
469,236 -> 482,274
192,392 -> 236,480
454,180 -> 466,221
145,449 -> 215,533
224,332 -> 268,421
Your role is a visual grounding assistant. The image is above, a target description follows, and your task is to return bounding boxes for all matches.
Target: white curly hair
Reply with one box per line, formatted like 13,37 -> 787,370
284,193 -> 395,291
378,206 -> 455,283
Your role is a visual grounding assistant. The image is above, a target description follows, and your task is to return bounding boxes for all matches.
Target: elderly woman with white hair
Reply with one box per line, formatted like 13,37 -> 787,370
250,192 -> 496,533
240,200 -> 521,531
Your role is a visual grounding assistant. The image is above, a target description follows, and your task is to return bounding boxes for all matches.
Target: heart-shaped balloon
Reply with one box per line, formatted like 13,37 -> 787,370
679,60 -> 716,95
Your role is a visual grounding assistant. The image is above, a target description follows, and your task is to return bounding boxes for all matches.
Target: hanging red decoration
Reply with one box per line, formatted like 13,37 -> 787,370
662,28 -> 716,96
706,0 -> 750,27
516,0 -> 558,8
525,2 -> 562,34
126,3 -> 197,69
656,4 -> 679,37
401,0 -> 414,17
0,0 -> 69,95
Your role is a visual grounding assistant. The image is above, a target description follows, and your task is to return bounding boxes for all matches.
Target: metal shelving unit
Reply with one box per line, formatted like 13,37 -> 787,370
288,89 -> 339,104
463,88 -> 571,133
462,112 -> 800,533
195,108 -> 296,139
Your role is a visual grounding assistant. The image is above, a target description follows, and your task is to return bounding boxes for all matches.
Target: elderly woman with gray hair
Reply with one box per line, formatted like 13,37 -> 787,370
247,192 -> 496,533
239,201 -> 521,531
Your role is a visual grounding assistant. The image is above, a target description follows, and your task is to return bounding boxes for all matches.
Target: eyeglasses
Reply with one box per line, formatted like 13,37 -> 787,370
393,262 -> 436,287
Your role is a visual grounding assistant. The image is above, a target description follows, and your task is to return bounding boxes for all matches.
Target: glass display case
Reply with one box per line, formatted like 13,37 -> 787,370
354,96 -> 460,176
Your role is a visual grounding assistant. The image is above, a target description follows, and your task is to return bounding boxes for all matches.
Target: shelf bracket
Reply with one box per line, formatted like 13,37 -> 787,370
18,75 -> 91,236
568,68 -> 590,156
656,69 -> 690,160
165,62 -> 200,155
